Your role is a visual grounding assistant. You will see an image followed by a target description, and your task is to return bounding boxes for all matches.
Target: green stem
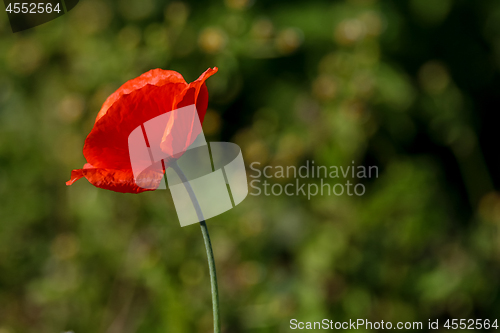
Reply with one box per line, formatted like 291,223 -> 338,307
168,160 -> 221,333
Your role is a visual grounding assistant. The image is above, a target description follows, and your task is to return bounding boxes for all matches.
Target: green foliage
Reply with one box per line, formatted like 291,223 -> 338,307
0,0 -> 499,332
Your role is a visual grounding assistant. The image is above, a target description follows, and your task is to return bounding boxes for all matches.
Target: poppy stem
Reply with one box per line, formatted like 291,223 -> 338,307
168,160 -> 221,333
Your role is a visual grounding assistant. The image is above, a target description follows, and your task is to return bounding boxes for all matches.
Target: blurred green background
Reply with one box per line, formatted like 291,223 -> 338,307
1,0 -> 500,332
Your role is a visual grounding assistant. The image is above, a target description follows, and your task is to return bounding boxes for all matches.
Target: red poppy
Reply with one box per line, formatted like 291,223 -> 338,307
66,67 -> 218,193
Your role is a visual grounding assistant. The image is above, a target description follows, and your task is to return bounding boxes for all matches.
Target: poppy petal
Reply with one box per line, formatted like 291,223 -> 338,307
159,67 -> 218,156
95,69 -> 187,123
66,168 -> 84,186
175,67 -> 219,124
69,68 -> 217,194
84,80 -> 187,170
73,166 -> 163,193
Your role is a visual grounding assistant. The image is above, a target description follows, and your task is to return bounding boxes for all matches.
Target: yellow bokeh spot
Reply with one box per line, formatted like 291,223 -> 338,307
198,27 -> 227,54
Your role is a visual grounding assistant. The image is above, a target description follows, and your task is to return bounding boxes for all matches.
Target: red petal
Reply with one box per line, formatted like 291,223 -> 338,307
176,67 -> 218,124
84,77 -> 187,170
70,68 -> 218,194
159,68 -> 219,158
95,69 -> 187,123
66,168 -> 84,186
66,165 -> 163,193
